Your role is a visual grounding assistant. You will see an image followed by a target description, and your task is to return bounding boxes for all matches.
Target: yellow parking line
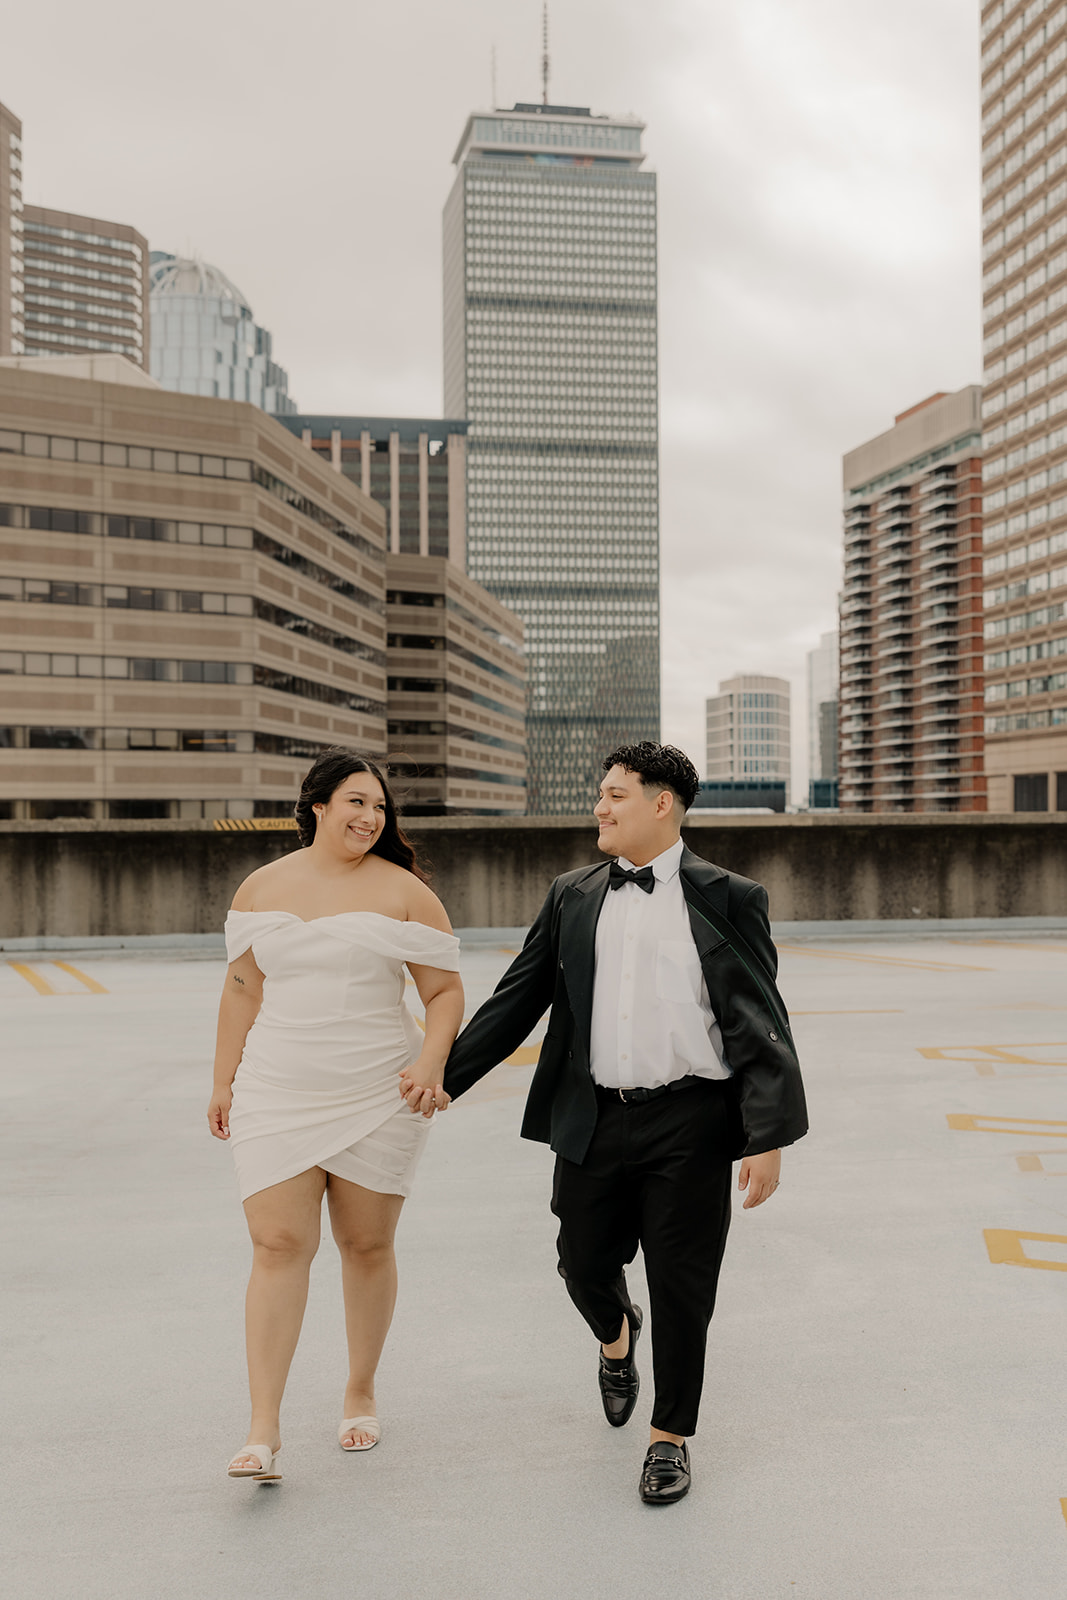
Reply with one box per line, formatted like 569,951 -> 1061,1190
8,962 -> 56,995
778,946 -> 992,973
52,961 -> 107,994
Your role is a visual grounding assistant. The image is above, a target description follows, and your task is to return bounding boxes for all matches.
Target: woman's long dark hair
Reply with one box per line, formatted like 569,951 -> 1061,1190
294,749 -> 429,881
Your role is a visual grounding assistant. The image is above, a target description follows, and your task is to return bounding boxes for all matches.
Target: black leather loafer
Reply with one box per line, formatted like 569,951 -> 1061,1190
639,1440 -> 691,1505
598,1304 -> 643,1428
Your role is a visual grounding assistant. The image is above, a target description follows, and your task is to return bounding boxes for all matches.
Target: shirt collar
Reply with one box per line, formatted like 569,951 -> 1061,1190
617,837 -> 684,883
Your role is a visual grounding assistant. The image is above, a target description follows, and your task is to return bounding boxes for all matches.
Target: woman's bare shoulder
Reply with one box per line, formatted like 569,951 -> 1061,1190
401,873 -> 453,934
230,854 -> 303,911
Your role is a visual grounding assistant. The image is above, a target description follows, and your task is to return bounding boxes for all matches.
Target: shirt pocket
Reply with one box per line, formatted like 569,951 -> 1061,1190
655,939 -> 703,1004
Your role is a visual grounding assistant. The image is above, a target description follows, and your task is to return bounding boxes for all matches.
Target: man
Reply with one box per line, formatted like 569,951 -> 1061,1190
436,743 -> 807,1504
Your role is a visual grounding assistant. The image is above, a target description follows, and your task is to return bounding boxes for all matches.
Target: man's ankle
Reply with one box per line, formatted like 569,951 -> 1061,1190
601,1314 -> 630,1361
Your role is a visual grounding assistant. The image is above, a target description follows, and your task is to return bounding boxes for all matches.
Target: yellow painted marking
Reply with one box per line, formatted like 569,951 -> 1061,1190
1016,1155 -> 1045,1172
499,948 -> 520,955
52,961 -> 107,994
1060,1499 -> 1067,1531
505,1045 -> 540,1065
213,818 -> 297,831
951,941 -> 1067,954
947,1114 -> 1067,1137
1012,1153 -> 1067,1174
923,1044 -> 1067,1067
778,946 -> 991,973
793,1009 -> 904,1016
8,962 -> 56,995
984,1228 -> 1067,1271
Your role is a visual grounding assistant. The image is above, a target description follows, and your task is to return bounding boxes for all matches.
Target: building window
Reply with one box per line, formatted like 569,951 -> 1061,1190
1014,772 -> 1049,810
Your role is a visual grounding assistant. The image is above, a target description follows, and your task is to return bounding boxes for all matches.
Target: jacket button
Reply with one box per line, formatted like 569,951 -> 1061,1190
769,1030 -> 779,1041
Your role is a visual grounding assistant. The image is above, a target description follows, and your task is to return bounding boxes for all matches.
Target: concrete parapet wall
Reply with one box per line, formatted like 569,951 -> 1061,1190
1,813 -> 1065,938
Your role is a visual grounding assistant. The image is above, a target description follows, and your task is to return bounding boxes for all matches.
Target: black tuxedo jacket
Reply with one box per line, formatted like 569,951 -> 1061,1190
443,846 -> 808,1166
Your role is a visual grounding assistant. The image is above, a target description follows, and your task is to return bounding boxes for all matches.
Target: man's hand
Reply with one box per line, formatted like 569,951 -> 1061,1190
738,1149 -> 781,1209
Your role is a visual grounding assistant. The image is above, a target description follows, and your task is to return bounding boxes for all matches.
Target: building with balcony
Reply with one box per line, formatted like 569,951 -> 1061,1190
839,389 -> 985,813
0,358 -> 385,819
706,675 -> 791,794
980,0 -> 1067,812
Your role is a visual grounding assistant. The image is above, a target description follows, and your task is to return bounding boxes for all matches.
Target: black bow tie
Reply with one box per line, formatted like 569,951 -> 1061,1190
608,862 -> 655,894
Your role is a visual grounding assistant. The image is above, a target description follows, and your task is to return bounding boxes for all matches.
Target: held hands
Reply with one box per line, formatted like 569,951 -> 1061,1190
738,1148 -> 781,1209
207,1086 -> 232,1140
398,1058 -> 452,1119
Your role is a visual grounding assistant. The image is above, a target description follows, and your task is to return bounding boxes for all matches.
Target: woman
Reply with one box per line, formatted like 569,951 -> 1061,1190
207,749 -> 463,1481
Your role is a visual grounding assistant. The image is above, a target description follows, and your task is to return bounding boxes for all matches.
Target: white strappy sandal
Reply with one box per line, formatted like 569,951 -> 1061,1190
338,1416 -> 381,1452
227,1444 -> 282,1480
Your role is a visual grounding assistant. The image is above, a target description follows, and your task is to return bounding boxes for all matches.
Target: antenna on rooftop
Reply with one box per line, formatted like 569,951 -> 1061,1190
491,41 -> 498,108
541,3 -> 549,105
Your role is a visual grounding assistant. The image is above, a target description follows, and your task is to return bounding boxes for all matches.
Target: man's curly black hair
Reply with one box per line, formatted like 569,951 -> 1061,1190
602,742 -> 700,812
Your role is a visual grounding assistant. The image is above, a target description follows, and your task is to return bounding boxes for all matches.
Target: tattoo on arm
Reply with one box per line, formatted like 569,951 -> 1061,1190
232,974 -> 245,987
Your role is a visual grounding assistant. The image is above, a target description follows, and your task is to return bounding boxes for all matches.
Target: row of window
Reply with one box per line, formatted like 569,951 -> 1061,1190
985,564 -> 1067,606
985,598 -> 1067,637
986,668 -> 1067,699
0,727 -> 336,757
985,707 -> 1067,731
24,271 -> 140,310
983,36 -> 1067,119
982,2 -> 1053,50
23,237 -> 142,276
984,317 -> 1067,381
983,530 -> 1067,574
983,51 -> 1067,140
0,501 -> 383,614
386,676 -> 522,723
986,631 -> 1067,667
983,354 -> 1067,417
25,221 -> 143,258
0,578 -> 382,663
385,761 -> 525,789
0,429 -> 380,562
985,278 -> 1067,346
0,650 -> 385,714
386,719 -> 525,756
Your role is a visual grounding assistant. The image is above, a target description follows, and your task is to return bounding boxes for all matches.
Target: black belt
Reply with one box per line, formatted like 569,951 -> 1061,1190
595,1076 -> 700,1107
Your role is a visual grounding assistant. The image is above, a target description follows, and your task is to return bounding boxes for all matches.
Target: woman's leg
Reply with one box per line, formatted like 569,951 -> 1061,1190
325,1176 -> 405,1448
231,1166 -> 327,1466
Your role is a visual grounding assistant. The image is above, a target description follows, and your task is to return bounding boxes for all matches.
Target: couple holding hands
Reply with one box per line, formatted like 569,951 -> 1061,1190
208,741 -> 807,1506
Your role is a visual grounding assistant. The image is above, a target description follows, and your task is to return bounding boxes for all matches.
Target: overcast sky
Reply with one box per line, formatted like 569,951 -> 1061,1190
6,0 -> 982,795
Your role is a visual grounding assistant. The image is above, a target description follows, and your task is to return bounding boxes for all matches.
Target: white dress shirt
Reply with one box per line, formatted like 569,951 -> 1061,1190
589,837 -> 730,1090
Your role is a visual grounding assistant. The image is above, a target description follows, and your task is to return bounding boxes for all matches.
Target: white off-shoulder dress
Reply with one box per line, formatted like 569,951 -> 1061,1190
224,911 -> 461,1203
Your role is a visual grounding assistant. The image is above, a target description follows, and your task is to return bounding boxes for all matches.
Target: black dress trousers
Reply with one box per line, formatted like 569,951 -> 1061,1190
550,1076 -> 734,1438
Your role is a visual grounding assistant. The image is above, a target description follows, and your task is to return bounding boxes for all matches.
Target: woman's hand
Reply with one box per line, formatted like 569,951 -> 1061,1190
398,1061 -> 451,1118
738,1149 -> 781,1209
207,1086 -> 232,1140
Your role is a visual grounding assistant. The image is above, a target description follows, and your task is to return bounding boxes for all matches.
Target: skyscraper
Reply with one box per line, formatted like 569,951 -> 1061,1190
149,254 -> 295,415
980,0 -> 1067,812
443,102 -> 659,814
838,389 -> 985,813
0,101 -> 24,358
706,675 -> 792,785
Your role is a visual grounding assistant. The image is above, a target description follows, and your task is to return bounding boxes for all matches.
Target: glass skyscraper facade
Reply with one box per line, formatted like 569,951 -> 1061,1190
149,253 -> 296,415
443,103 -> 659,814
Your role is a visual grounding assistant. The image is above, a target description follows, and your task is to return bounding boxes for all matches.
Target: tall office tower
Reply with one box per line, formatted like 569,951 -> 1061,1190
980,0 -> 1067,813
149,254 -> 296,414
706,675 -> 792,784
279,416 -> 468,566
21,205 -> 148,370
839,390 -> 985,813
0,101 -> 25,358
443,103 -> 659,814
806,629 -> 839,808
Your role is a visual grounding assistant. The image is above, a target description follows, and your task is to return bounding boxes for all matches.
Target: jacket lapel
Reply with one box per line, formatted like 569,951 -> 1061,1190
679,846 -> 732,960
559,862 -> 610,1045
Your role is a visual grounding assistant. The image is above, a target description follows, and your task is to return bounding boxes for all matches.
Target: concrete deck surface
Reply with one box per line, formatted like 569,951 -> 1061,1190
3,930 -> 1067,1599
